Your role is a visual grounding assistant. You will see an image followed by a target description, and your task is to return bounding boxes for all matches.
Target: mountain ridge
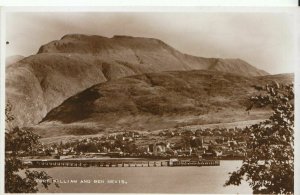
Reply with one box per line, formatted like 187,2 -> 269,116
6,34 -> 269,127
37,34 -> 268,76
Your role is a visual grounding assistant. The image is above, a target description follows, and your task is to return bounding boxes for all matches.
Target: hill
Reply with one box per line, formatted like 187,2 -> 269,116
6,34 -> 268,127
33,70 -> 293,138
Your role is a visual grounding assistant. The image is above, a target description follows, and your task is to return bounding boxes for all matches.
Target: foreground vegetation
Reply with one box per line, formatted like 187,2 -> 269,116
225,83 -> 294,194
5,103 -> 57,193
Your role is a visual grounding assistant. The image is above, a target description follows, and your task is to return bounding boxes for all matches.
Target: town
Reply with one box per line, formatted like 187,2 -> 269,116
28,126 -> 249,160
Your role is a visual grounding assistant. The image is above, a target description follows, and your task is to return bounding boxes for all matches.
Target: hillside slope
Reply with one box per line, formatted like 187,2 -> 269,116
6,34 -> 268,127
34,70 -> 292,138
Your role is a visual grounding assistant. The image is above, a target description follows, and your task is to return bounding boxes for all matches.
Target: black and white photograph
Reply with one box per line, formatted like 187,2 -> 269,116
2,6 -> 298,194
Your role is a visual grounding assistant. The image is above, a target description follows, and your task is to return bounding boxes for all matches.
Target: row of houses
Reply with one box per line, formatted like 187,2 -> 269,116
31,128 -> 247,159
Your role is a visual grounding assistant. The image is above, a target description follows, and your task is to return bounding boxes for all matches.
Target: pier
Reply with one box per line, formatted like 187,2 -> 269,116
171,160 -> 220,166
25,159 -> 220,168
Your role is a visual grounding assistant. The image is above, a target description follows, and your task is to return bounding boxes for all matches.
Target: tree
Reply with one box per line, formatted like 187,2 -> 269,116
191,137 -> 202,148
5,103 -> 57,193
225,83 -> 294,194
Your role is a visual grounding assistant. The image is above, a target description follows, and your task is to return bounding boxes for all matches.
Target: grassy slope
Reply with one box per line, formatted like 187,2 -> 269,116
32,70 -> 293,139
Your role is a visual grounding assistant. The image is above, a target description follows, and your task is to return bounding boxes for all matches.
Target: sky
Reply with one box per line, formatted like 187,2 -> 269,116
5,11 -> 298,74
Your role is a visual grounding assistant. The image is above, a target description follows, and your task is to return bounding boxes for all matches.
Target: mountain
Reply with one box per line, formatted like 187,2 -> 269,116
33,70 -> 293,138
38,34 -> 268,77
6,34 -> 268,127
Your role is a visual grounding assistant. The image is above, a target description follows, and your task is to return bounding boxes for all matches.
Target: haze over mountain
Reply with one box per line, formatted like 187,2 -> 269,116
6,34 -> 269,127
6,55 -> 24,66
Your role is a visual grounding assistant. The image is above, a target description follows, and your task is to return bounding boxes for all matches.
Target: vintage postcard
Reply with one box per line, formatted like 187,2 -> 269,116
1,6 -> 298,194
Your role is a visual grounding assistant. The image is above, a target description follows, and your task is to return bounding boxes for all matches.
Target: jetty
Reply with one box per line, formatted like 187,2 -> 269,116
24,158 -> 220,168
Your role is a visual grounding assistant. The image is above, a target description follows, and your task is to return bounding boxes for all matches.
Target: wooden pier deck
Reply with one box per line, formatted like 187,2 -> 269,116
25,159 -> 220,168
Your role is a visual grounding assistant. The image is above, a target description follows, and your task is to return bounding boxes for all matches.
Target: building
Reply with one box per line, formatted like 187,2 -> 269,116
148,142 -> 167,156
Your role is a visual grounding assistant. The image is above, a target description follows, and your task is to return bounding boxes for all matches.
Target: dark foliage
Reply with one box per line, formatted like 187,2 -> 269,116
5,103 -> 57,193
225,83 -> 294,194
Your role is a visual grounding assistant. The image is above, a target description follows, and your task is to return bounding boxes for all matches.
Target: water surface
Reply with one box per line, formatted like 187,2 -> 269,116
35,160 -> 252,194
